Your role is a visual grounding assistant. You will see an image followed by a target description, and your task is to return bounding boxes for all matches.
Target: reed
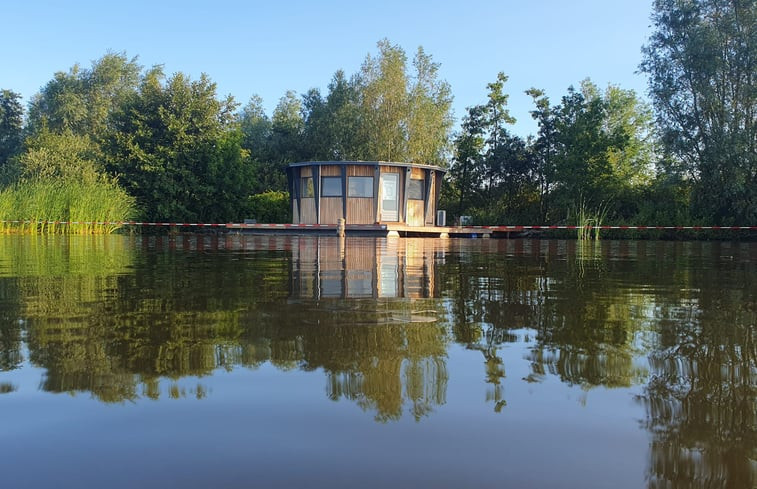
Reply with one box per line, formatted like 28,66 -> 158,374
572,199 -> 608,240
0,179 -> 135,234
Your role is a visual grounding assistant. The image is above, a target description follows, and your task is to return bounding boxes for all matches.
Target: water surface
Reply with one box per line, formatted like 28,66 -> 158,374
0,235 -> 754,488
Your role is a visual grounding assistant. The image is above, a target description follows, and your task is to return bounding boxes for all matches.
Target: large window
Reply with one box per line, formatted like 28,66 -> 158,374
321,177 -> 343,197
408,178 -> 425,200
348,176 -> 374,197
300,177 -> 314,198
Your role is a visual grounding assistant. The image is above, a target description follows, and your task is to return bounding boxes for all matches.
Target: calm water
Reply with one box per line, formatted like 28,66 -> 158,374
0,235 -> 754,489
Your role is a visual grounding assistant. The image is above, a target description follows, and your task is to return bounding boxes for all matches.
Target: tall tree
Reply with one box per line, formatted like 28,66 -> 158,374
449,105 -> 487,214
323,70 -> 362,160
480,72 -> 517,198
640,0 -> 756,223
355,39 -> 409,161
406,47 -> 454,166
526,88 -> 558,222
105,68 -> 250,222
27,52 -> 141,139
238,94 -> 271,163
0,89 -> 24,184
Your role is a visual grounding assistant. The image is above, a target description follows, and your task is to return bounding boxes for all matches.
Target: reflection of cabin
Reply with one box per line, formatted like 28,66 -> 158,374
287,161 -> 445,226
291,237 -> 442,300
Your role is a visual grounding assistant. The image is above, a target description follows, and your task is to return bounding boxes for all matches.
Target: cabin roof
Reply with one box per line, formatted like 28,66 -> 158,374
288,160 -> 447,173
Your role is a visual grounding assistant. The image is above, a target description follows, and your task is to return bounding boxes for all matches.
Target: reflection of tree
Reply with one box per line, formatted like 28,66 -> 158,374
4,235 -> 451,420
637,263 -> 756,489
244,299 -> 450,422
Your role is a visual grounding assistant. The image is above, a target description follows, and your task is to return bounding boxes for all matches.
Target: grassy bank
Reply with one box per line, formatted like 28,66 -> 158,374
0,180 -> 135,234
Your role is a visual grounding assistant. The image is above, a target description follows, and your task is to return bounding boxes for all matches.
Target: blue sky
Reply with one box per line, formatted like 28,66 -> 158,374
2,0 -> 653,137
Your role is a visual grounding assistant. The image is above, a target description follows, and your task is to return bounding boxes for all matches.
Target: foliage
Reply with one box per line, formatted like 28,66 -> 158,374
1,127 -> 135,233
0,89 -> 24,184
640,0 -> 756,224
27,52 -> 141,139
105,68 -> 253,222
248,190 -> 291,223
353,41 -> 453,165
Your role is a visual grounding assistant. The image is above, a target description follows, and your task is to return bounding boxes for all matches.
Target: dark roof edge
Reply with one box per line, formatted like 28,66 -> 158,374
288,160 -> 447,172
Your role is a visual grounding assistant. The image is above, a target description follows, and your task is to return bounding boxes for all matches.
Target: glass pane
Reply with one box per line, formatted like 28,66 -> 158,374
408,179 -> 424,200
348,177 -> 373,197
301,177 -> 314,198
322,177 -> 342,197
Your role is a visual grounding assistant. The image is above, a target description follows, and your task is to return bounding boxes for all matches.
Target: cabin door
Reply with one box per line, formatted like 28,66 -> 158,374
380,173 -> 400,221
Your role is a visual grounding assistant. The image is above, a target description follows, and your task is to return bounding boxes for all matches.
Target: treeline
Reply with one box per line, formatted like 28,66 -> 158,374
0,0 -> 754,229
0,40 -> 452,229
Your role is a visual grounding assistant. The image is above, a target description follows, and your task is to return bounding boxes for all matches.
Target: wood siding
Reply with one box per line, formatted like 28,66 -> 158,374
299,198 -> 316,224
347,199 -> 375,224
320,198 -> 344,224
406,201 -> 425,226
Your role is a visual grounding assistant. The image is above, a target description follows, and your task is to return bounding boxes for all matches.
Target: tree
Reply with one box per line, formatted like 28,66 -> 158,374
526,88 -> 558,222
105,68 -> 251,222
449,105 -> 487,214
406,47 -> 454,166
355,39 -> 409,161
0,89 -> 24,184
238,94 -> 271,164
480,72 -> 518,200
640,0 -> 756,224
448,73 -> 533,222
352,39 -> 454,164
528,80 -> 656,221
322,70 -> 362,160
27,52 -> 141,139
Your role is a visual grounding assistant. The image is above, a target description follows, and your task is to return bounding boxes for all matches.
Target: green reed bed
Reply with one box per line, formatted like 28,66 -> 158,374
0,179 -> 135,234
573,199 -> 608,241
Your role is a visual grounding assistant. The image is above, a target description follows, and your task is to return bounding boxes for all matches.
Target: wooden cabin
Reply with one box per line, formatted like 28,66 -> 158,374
287,161 -> 446,226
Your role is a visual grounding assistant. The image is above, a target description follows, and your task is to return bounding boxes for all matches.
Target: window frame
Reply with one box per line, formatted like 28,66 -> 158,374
300,177 -> 314,198
321,176 -> 343,197
407,178 -> 425,200
348,176 -> 374,198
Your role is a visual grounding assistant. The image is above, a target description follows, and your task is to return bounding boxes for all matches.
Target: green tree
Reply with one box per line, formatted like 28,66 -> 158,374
355,39 -> 409,161
640,0 -> 756,224
531,81 -> 656,221
106,68 -> 251,222
18,128 -> 102,183
526,88 -> 558,222
448,73 -> 534,223
322,70 -> 362,160
406,47 -> 454,166
448,105 -> 487,215
238,94 -> 272,164
252,90 -> 305,193
479,73 -> 519,205
27,52 -> 141,139
0,89 -> 24,185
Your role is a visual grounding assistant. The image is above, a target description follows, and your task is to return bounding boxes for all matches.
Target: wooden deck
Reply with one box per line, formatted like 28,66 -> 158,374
226,222 -> 495,238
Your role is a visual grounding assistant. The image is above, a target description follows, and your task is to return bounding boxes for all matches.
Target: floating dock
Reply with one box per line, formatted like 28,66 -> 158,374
225,222 -> 496,238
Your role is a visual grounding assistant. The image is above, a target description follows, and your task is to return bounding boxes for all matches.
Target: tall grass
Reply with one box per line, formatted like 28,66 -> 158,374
0,179 -> 135,234
572,199 -> 608,241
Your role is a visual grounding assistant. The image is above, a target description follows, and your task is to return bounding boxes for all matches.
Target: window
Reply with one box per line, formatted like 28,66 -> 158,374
321,177 -> 343,197
408,178 -> 425,200
300,177 -> 314,198
348,176 -> 373,197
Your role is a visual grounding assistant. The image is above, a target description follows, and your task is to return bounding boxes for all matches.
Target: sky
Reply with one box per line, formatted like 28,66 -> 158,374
2,0 -> 654,137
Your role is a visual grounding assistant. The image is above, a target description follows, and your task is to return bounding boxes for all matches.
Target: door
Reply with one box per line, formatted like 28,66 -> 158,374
380,173 -> 399,222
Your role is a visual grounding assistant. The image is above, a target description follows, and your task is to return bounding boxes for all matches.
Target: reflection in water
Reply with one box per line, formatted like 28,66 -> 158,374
0,235 -> 754,487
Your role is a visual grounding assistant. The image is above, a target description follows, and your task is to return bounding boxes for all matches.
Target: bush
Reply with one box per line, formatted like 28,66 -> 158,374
247,191 -> 291,224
